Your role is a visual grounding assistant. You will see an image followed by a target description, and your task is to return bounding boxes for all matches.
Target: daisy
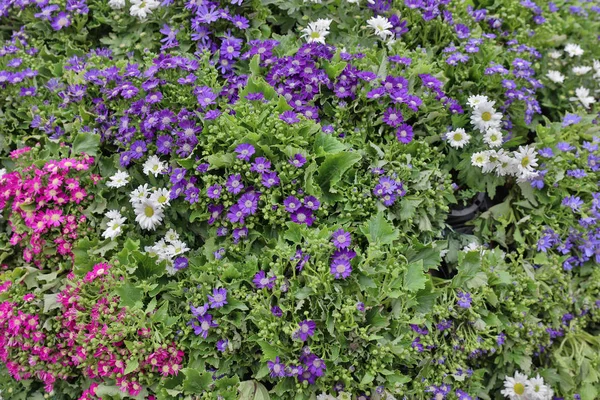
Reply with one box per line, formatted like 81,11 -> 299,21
130,184 -> 151,204
446,128 -> 471,148
366,16 -> 393,39
466,94 -> 489,108
164,228 -> 180,243
564,43 -> 584,57
548,50 -> 562,59
500,371 -> 529,399
483,129 -> 503,148
105,209 -> 123,220
129,0 -> 160,19
108,0 -> 125,8
572,66 -> 592,75
513,145 -> 538,173
545,70 -> 565,83
142,155 -> 166,177
470,101 -> 502,132
301,21 -> 330,44
150,188 -> 171,207
134,199 -> 164,230
471,151 -> 489,167
525,374 -> 553,400
569,86 -> 596,109
102,217 -> 126,240
106,171 -> 130,188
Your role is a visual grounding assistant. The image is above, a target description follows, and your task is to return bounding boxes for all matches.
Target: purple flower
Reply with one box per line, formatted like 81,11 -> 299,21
303,354 -> 326,377
271,306 -> 283,317
190,303 -> 209,318
261,171 -> 280,188
457,291 -> 472,308
296,320 -> 316,341
331,229 -> 351,249
235,143 -> 255,161
289,154 -> 307,168
207,184 -> 222,199
171,168 -> 187,184
238,192 -> 259,215
226,174 -> 244,194
436,320 -> 453,331
562,196 -> 584,211
51,12 -> 71,30
283,196 -> 301,213
216,339 -> 228,352
250,157 -> 271,173
538,147 -> 554,158
227,204 -> 246,224
330,258 -> 352,279
195,86 -> 217,108
267,357 -> 286,378
207,204 -> 223,225
191,314 -> 218,338
396,124 -> 414,143
253,271 -> 276,289
455,24 -> 470,39
208,288 -> 228,309
280,110 -> 299,124
562,113 -> 581,127
174,257 -> 189,270
497,332 -> 506,346
382,107 -> 404,127
290,207 -> 315,226
356,302 -> 365,312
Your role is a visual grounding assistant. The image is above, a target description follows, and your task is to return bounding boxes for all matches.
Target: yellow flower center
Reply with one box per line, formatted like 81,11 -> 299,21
482,111 -> 492,121
453,133 -> 463,141
144,206 -> 154,217
521,156 -> 530,167
514,383 -> 525,395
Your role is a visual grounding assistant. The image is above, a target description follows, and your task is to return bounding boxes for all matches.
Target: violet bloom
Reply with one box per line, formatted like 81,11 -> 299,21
238,192 -> 259,215
280,110 -> 299,124
296,320 -> 316,341
455,24 -> 470,39
253,271 -> 276,289
227,204 -> 245,224
289,154 -> 306,168
457,291 -> 472,308
51,12 -> 71,31
283,196 -> 301,213
235,143 -> 255,161
304,354 -> 326,377
562,113 -> 581,127
207,184 -> 222,199
226,174 -> 244,194
330,258 -> 352,279
260,171 -> 280,188
303,196 -> 320,211
267,357 -> 286,378
174,257 -> 188,270
207,204 -> 223,225
382,107 -> 404,127
216,339 -> 228,352
562,196 -> 583,211
250,157 -> 271,173
331,229 -> 351,249
271,306 -> 283,317
208,288 -> 228,309
290,207 -> 314,226
191,314 -> 218,338
396,124 -> 414,143
190,303 -> 209,318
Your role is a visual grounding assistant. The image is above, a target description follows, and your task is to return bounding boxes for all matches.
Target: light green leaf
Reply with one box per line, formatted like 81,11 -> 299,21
182,368 -> 212,394
115,283 -> 143,308
124,358 -> 139,375
315,152 -> 361,194
403,260 -> 427,292
72,132 -> 100,156
360,212 -> 399,245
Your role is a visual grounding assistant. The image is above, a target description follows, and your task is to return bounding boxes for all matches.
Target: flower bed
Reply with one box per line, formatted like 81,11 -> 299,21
0,0 -> 599,399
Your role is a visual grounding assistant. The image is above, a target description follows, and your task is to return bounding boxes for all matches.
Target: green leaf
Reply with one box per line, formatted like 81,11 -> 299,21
182,368 -> 212,394
72,132 -> 100,156
315,152 -> 361,194
580,384 -> 598,400
452,251 -> 482,288
403,260 -> 427,292
115,283 -> 143,308
360,212 -> 399,245
43,293 -> 60,313
360,372 -> 375,385
124,358 -> 139,375
257,340 -> 279,362
399,197 -> 423,220
132,251 -> 165,280
239,381 -> 271,400
313,132 -> 346,156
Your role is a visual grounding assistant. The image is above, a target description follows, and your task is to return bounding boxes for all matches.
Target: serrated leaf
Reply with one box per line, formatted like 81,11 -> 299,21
182,368 -> 212,394
403,260 -> 427,292
115,283 -> 143,308
124,358 -> 139,375
315,152 -> 361,194
361,212 -> 399,245
72,132 -> 100,156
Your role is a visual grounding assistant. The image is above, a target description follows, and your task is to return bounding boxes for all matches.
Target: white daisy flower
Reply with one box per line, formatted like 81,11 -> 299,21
572,66 -> 592,75
301,21 -> 330,44
467,95 -> 489,108
108,0 -> 125,9
564,43 -> 584,57
500,371 -> 530,399
495,153 -> 518,177
142,155 -> 166,177
545,70 -> 565,83
168,239 -> 190,257
314,18 -> 332,31
130,184 -> 151,204
470,101 -> 502,132
165,262 -> 177,276
150,188 -> 171,207
569,86 -> 596,109
548,50 -> 562,59
471,151 -> 489,167
106,170 -> 130,188
102,217 -> 126,240
446,128 -> 471,148
525,374 -> 553,400
105,209 -> 123,221
129,0 -> 160,19
134,199 -> 164,230
0,168 -> 6,179
164,228 -> 180,244
366,16 -> 393,39
513,145 -> 538,173
483,129 -> 503,148
483,150 -> 500,173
